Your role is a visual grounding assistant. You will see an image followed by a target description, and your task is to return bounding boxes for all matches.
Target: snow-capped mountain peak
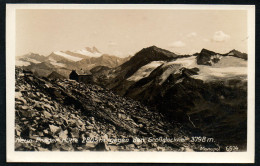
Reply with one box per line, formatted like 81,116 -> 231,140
52,51 -> 83,62
72,46 -> 102,58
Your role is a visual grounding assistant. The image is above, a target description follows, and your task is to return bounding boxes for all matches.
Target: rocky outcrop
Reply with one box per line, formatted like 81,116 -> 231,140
47,71 -> 66,80
226,49 -> 248,60
196,49 -> 221,66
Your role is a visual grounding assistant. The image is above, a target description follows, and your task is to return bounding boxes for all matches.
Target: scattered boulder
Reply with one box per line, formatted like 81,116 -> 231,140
43,111 -> 52,119
49,125 -> 61,135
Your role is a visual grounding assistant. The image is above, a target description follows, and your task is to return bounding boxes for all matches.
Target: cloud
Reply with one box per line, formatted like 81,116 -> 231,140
108,41 -> 118,46
168,41 -> 186,48
186,32 -> 197,38
212,31 -> 230,42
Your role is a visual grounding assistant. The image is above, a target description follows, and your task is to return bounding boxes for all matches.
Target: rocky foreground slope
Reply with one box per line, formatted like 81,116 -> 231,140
15,67 -> 216,151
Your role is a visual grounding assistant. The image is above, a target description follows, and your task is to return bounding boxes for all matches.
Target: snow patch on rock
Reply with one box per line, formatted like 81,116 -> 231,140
72,49 -> 102,58
16,60 -> 31,66
127,61 -> 165,82
54,51 -> 83,61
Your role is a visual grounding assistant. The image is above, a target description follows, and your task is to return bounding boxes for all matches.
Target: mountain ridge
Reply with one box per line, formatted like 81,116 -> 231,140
91,46 -> 248,151
16,46 -> 131,78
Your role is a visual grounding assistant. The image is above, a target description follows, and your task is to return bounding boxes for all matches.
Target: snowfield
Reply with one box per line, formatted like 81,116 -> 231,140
125,54 -> 247,84
157,56 -> 246,84
16,60 -> 31,66
72,49 -> 102,58
128,56 -> 247,84
15,58 -> 41,66
127,61 -> 165,81
159,56 -> 197,84
49,58 -> 66,67
193,56 -> 247,81
53,51 -> 83,61
193,66 -> 247,81
25,58 -> 41,64
162,56 -> 196,68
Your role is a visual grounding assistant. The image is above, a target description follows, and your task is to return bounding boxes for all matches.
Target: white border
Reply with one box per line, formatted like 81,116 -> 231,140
6,4 -> 255,163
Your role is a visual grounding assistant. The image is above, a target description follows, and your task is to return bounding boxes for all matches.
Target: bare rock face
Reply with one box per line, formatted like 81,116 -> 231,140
226,49 -> 248,60
196,49 -> 219,66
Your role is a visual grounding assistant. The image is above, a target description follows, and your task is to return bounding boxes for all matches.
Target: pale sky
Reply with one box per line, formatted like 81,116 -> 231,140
16,9 -> 248,57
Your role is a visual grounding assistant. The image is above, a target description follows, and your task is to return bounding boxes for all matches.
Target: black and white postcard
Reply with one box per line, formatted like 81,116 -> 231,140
6,4 -> 255,163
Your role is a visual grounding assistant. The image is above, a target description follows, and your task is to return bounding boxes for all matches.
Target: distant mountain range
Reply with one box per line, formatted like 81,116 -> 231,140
90,46 -> 248,150
16,46 -> 131,78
